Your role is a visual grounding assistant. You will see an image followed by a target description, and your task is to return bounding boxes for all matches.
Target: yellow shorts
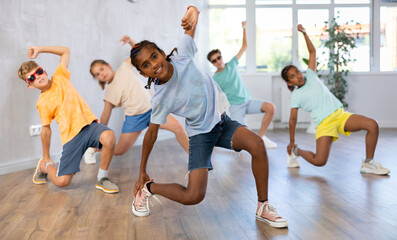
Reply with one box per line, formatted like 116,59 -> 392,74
315,108 -> 353,142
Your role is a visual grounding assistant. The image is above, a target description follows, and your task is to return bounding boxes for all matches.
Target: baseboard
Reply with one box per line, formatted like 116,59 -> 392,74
0,131 -> 176,176
0,153 -> 61,176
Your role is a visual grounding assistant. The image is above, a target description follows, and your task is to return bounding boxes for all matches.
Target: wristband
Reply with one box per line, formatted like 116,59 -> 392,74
45,162 -> 54,172
187,5 -> 200,14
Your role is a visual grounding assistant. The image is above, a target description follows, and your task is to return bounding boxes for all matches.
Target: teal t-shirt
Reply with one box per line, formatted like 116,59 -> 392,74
290,69 -> 343,127
213,56 -> 251,105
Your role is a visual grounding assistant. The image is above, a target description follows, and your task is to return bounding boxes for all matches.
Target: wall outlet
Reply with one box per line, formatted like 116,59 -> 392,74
30,125 -> 42,136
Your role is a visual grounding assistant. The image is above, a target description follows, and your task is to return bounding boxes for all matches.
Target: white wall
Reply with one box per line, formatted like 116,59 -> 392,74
1,0 -> 397,175
0,0 -> 206,175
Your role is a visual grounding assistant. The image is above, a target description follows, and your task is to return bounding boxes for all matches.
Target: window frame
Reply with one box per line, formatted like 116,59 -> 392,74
207,0 -> 396,73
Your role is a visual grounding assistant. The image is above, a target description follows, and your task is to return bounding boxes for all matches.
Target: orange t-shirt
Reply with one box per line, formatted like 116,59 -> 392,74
36,64 -> 97,145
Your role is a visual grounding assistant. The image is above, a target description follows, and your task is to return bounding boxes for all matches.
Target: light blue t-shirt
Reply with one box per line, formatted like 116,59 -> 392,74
290,68 -> 342,126
213,56 -> 251,105
150,34 -> 228,137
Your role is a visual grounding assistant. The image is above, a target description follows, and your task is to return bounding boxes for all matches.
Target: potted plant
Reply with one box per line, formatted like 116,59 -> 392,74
321,16 -> 361,108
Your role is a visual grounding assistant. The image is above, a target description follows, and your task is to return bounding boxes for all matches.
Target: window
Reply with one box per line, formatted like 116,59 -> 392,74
208,8 -> 246,72
297,9 -> 329,70
207,0 -> 394,72
380,6 -> 397,71
335,8 -> 370,71
256,8 -> 292,72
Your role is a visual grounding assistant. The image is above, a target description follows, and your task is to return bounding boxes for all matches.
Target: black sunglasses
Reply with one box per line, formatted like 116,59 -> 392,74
211,55 -> 222,64
26,67 -> 44,83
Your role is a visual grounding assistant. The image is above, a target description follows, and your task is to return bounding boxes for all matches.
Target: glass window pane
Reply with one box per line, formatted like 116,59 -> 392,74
210,0 -> 245,5
297,0 -> 330,4
256,0 -> 291,4
380,6 -> 397,71
334,0 -> 370,3
209,8 -> 247,72
256,8 -> 292,72
297,9 -> 329,71
334,8 -> 370,71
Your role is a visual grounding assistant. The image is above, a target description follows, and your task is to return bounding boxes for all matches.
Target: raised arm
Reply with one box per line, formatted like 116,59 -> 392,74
181,6 -> 199,38
287,108 -> 298,155
298,24 -> 316,72
235,21 -> 247,60
120,35 -> 137,64
28,46 -> 70,68
134,123 -> 160,195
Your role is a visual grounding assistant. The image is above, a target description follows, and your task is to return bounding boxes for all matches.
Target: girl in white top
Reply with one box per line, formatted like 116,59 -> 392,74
84,35 -> 189,161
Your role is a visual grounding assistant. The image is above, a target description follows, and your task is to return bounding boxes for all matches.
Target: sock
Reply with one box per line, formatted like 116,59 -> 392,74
292,145 -> 299,156
146,181 -> 154,194
364,158 -> 373,163
258,199 -> 268,203
97,168 -> 108,181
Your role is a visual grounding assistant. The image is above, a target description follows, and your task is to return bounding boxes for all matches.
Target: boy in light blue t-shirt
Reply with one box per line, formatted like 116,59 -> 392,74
207,21 -> 277,149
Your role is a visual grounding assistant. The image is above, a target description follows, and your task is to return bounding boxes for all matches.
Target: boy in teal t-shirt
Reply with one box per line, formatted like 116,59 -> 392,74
208,21 -> 277,149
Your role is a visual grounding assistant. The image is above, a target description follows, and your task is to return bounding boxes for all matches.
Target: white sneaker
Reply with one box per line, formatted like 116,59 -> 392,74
360,160 -> 390,175
132,181 -> 161,217
287,152 -> 300,168
83,147 -> 96,165
262,136 -> 277,149
256,201 -> 288,228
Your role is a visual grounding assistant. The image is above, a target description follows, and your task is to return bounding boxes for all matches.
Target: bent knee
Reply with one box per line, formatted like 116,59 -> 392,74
54,177 -> 71,187
182,192 -> 206,205
368,119 -> 379,131
262,102 -> 276,115
246,136 -> 266,155
313,157 -> 327,167
100,130 -> 116,148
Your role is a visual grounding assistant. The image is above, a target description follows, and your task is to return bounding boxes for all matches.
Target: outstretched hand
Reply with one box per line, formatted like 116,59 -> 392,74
181,6 -> 199,31
242,21 -> 247,29
287,142 -> 296,155
134,172 -> 150,196
120,35 -> 135,47
297,24 -> 306,34
27,46 -> 40,59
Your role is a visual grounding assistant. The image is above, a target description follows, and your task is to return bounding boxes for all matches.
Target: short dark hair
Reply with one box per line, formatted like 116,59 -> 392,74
207,49 -> 221,62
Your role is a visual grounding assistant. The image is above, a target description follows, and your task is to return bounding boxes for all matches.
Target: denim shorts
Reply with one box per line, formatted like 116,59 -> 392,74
229,99 -> 265,124
122,109 -> 152,133
57,122 -> 112,176
188,113 -> 244,171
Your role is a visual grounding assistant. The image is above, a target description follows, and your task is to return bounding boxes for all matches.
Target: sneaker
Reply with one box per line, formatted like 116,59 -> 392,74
262,136 -> 277,149
132,181 -> 161,217
96,177 -> 119,193
287,152 -> 300,168
256,201 -> 288,228
83,147 -> 96,165
360,160 -> 390,175
33,158 -> 47,184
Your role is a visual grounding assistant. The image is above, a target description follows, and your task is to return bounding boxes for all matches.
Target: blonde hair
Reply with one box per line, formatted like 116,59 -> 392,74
90,59 -> 109,90
18,61 -> 39,82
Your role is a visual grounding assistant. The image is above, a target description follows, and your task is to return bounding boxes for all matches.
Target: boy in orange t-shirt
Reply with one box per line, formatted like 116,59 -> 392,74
18,46 -> 119,193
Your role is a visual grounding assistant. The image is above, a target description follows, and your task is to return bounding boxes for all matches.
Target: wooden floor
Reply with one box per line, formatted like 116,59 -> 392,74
1,129 -> 397,240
